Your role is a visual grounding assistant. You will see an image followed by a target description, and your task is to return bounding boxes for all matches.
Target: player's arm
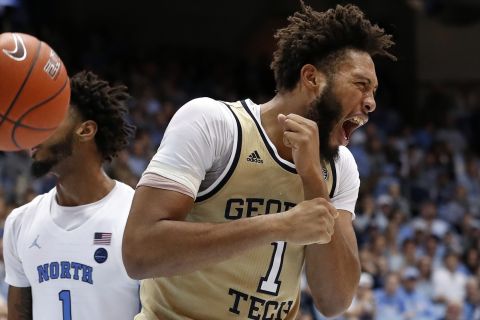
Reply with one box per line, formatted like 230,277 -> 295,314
122,99 -> 334,279
8,286 -> 32,320
302,165 -> 360,317
3,210 -> 34,320
303,209 -> 360,317
279,113 -> 360,317
123,184 -> 332,279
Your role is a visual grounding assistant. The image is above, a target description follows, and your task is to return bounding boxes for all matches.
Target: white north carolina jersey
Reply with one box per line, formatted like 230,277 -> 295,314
3,181 -> 140,320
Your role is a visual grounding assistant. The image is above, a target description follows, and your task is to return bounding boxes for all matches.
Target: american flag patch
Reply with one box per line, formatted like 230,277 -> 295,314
93,232 -> 112,245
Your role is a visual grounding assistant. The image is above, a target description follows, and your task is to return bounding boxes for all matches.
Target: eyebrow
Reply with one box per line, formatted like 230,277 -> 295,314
355,75 -> 378,90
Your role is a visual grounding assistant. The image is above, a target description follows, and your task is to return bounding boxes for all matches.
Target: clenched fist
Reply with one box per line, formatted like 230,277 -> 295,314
278,113 -> 322,178
278,197 -> 338,245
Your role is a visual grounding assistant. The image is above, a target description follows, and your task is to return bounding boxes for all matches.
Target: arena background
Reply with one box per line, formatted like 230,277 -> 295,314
1,0 -> 480,319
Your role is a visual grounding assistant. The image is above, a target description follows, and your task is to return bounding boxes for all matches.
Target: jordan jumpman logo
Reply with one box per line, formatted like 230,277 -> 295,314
29,235 -> 41,249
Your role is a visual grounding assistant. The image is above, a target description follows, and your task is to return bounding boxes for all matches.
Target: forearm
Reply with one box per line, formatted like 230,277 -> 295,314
305,217 -> 360,316
123,213 -> 283,279
301,171 -> 360,316
8,286 -> 32,320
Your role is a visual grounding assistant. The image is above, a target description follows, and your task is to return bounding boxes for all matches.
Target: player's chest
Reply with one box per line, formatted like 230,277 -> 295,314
19,226 -> 122,287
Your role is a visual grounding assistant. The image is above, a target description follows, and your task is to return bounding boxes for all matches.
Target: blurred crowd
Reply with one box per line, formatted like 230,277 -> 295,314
1,4 -> 480,320
1,64 -> 479,320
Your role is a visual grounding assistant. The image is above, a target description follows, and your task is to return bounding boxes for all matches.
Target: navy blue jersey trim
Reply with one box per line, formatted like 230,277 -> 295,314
329,158 -> 337,199
239,100 -> 297,174
195,102 -> 242,203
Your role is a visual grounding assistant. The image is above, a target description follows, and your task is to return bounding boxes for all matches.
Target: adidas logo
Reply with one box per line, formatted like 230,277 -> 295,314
247,150 -> 263,164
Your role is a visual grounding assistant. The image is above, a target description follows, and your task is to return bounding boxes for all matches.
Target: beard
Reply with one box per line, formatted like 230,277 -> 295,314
306,84 -> 343,163
31,131 -> 74,178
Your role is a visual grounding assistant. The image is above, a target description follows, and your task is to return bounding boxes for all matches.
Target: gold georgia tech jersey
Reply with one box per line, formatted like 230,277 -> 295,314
137,100 -> 336,320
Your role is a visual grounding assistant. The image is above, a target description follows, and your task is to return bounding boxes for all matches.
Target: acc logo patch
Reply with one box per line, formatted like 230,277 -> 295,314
94,248 -> 108,264
322,167 -> 329,181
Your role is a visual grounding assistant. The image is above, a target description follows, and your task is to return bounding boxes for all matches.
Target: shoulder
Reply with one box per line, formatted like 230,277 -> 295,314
166,97 -> 236,138
113,181 -> 135,198
330,147 -> 360,214
182,97 -> 226,110
335,146 -> 358,170
4,191 -> 52,242
334,146 -> 359,184
107,181 -> 135,220
176,97 -> 234,123
5,192 -> 51,228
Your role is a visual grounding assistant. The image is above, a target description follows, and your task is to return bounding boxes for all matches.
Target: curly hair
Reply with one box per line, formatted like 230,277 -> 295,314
70,71 -> 135,161
271,2 -> 396,92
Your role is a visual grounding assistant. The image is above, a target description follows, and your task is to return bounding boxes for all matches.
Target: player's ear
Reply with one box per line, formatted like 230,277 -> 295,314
75,120 -> 97,142
300,64 -> 327,97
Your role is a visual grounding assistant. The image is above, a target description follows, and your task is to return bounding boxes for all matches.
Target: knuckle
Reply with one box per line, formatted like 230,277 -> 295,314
320,206 -> 329,215
317,198 -> 327,204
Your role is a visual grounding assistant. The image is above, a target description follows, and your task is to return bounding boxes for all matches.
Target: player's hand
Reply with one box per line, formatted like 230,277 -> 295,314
278,113 -> 322,178
279,197 -> 338,245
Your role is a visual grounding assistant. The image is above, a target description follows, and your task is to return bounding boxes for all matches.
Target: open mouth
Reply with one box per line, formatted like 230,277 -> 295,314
341,116 -> 367,142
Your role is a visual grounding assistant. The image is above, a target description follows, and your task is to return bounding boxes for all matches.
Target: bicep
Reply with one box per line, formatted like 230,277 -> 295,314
8,286 -> 32,320
128,186 -> 195,225
3,215 -> 30,288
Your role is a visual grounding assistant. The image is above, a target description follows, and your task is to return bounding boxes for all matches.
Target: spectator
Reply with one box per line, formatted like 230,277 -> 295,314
463,247 -> 480,276
374,273 -> 405,319
388,182 -> 410,216
441,301 -> 464,320
433,251 -> 467,304
464,277 -> 480,320
398,267 -> 435,319
413,201 -> 450,239
416,256 -> 435,299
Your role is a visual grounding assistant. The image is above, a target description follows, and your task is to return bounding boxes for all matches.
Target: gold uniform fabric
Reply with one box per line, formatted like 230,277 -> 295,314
137,101 -> 335,320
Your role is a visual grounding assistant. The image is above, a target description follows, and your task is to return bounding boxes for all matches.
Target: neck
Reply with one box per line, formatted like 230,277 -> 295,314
260,91 -> 310,162
55,160 -> 115,206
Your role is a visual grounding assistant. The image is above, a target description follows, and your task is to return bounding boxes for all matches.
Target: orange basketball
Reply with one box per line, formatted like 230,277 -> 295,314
0,32 -> 70,151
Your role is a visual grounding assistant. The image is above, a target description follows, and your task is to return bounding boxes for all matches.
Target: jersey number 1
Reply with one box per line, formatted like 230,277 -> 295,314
258,241 -> 287,295
58,290 -> 72,320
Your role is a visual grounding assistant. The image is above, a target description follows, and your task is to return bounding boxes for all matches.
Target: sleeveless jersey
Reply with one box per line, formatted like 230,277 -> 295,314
138,101 -> 336,320
4,181 -> 140,320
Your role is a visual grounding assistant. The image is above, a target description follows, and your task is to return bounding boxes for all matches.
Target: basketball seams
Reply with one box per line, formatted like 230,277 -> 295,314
0,115 -> 56,131
0,37 -> 42,128
11,78 -> 69,149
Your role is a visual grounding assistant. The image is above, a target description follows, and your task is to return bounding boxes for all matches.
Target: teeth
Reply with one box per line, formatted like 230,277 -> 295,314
348,116 -> 366,126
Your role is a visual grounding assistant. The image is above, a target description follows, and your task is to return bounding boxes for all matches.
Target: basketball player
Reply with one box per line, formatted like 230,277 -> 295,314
3,71 -> 139,319
123,3 -> 395,319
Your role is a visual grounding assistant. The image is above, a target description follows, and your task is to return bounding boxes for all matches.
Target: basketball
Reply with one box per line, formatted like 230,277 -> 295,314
0,32 -> 70,151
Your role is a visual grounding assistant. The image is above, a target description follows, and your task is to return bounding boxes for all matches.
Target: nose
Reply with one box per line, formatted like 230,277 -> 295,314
363,93 -> 376,113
